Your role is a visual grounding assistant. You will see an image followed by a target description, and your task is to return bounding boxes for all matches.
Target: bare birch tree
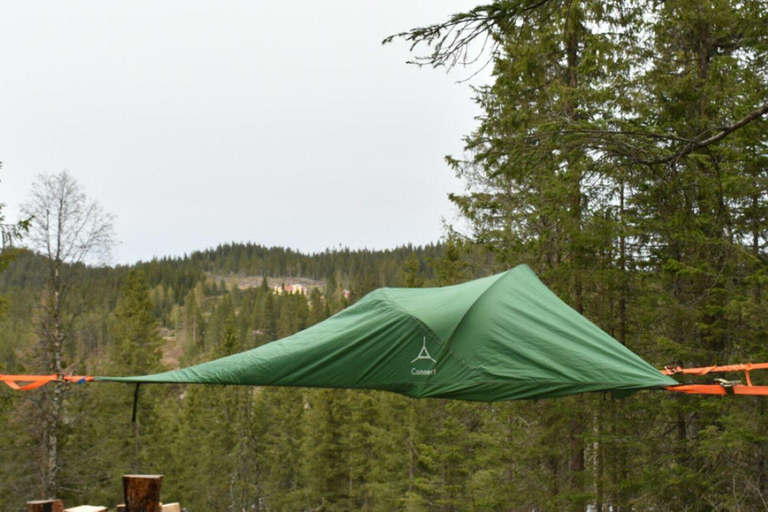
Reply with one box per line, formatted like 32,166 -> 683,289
21,171 -> 116,497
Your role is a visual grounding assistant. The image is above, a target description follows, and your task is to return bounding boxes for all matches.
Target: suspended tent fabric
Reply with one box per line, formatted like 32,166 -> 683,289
6,265 -> 767,397
94,265 -> 677,400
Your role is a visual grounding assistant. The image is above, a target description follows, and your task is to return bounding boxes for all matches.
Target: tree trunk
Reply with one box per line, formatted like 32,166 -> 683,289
569,411 -> 586,512
564,10 -> 586,509
42,279 -> 65,497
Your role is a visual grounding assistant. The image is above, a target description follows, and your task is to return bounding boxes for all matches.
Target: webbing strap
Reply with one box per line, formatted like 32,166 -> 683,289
663,362 -> 768,396
666,384 -> 768,396
662,363 -> 768,376
0,374 -> 93,391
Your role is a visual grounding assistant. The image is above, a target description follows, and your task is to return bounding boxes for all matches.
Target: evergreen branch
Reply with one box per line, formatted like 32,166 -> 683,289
642,102 -> 768,165
382,0 -> 560,69
532,128 -> 693,144
509,104 -> 768,167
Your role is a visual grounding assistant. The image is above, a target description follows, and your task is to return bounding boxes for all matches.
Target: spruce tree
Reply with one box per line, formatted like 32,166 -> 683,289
391,0 -> 768,507
402,254 -> 425,288
63,270 -> 166,506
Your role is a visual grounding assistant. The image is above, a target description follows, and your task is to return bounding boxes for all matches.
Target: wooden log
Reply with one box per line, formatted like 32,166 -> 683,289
63,507 -> 107,512
116,506 -> 126,512
26,500 -> 64,512
122,475 -> 163,512
160,504 -> 181,512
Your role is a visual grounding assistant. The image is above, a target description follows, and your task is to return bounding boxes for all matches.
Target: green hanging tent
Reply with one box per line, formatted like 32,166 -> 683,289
97,265 -> 676,400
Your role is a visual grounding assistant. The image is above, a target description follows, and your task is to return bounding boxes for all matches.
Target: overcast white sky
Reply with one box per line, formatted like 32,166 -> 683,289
1,1 -> 488,264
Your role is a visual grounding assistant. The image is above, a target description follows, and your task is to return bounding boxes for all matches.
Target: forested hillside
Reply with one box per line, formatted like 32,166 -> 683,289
0,242 -> 466,510
0,243 -> 447,375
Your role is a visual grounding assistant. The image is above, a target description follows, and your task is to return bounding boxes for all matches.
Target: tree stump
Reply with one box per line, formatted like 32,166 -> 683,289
26,500 -> 64,512
122,475 -> 163,512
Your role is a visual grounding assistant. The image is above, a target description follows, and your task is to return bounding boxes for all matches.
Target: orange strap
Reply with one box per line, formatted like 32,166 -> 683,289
666,384 -> 768,396
0,374 -> 93,391
663,362 -> 768,396
661,363 -> 768,376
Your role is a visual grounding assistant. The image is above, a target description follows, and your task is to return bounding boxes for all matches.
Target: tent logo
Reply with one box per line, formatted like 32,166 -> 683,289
411,336 -> 437,364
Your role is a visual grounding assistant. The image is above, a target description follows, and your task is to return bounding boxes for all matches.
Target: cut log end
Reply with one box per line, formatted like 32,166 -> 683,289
26,500 -> 64,512
123,475 -> 163,512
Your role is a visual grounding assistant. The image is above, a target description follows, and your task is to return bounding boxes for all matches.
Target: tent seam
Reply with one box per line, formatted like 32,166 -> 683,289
439,266 -> 524,367
373,291 -> 485,382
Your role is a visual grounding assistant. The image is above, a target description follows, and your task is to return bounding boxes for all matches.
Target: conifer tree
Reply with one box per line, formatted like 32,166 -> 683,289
111,271 -> 164,376
308,287 -> 326,326
0,182 -> 29,316
183,289 -> 202,348
262,289 -> 278,341
402,254 -> 424,288
392,0 -> 768,508
62,270 -> 165,506
430,236 -> 469,286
